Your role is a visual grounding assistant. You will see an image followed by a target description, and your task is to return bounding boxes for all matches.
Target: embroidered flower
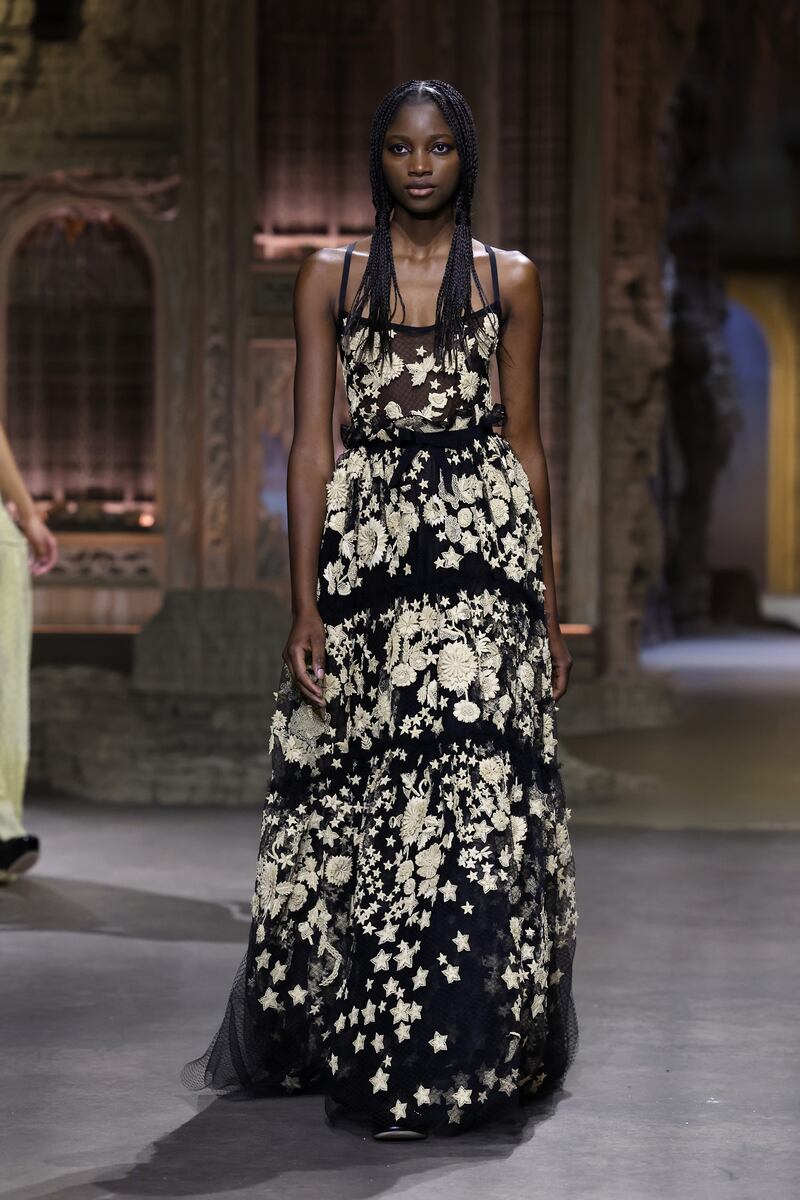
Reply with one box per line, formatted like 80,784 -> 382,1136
437,642 -> 477,692
325,855 -> 353,886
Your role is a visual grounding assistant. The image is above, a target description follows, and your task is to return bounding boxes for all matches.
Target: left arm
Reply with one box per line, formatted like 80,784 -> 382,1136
494,252 -> 572,702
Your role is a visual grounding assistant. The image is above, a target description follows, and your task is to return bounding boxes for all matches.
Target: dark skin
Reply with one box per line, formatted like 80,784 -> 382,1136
284,98 -> 573,708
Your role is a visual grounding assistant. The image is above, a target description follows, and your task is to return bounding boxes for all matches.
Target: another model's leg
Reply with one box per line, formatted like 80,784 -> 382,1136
0,511 -> 37,881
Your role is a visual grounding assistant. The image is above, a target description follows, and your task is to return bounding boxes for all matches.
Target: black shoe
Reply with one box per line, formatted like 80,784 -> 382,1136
0,835 -> 40,881
372,1119 -> 428,1141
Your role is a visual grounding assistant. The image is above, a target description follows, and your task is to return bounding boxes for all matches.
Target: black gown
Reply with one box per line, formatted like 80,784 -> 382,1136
182,242 -> 579,1134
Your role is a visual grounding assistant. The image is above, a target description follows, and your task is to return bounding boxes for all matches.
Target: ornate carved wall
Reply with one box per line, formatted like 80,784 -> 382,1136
0,1 -> 185,626
599,0 -> 705,673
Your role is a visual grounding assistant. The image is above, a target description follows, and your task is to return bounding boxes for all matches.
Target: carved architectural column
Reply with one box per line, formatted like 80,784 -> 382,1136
181,0 -> 256,588
600,0 -> 703,674
567,0 -> 608,632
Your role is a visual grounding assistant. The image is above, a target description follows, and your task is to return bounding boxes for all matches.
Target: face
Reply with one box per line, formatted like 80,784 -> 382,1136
381,98 -> 461,214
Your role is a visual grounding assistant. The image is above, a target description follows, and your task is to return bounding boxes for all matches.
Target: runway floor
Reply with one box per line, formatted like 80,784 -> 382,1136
1,796 -> 797,1200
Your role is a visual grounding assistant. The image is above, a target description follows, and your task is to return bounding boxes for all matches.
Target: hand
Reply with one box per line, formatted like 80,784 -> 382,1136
547,626 -> 573,703
283,608 -> 327,709
19,512 -> 59,576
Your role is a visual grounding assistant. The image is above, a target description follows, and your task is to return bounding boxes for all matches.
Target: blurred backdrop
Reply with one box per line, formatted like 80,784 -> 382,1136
1,0 -> 798,817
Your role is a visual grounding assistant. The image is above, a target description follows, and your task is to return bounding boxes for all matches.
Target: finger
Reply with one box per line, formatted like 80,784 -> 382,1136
309,632 -> 326,682
289,645 -> 325,705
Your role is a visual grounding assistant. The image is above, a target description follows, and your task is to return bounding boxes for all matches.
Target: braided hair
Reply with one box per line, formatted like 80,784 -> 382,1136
341,79 -> 494,371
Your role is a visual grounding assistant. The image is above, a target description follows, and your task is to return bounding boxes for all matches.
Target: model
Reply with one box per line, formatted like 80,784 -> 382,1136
0,418 -> 58,882
183,78 -> 579,1140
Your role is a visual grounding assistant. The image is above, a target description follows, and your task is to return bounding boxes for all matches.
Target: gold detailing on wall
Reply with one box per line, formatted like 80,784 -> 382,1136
725,273 -> 800,594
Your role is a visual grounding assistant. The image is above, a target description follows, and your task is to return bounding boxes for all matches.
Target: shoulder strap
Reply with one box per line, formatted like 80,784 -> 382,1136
483,243 -> 501,317
338,241 -> 356,319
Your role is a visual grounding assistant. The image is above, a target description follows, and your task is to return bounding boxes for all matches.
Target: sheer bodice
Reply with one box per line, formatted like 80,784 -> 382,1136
336,242 -> 504,442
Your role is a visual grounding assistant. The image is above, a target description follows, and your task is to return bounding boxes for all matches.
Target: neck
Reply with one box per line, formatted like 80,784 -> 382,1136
389,207 -> 457,259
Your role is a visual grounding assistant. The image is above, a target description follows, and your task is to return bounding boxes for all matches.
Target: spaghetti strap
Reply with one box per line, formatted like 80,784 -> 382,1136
338,241 -> 356,321
483,242 -> 501,320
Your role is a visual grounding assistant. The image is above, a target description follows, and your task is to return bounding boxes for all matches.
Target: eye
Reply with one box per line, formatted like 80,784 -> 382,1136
388,144 -> 408,155
432,142 -> 453,153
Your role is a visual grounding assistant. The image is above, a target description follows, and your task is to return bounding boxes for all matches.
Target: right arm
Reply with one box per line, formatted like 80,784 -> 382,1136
281,249 -> 339,708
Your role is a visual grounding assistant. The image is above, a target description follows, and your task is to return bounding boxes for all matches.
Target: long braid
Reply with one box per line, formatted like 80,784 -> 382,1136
341,79 -> 493,371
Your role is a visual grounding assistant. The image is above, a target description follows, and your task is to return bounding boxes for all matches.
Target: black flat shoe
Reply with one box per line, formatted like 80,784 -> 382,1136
372,1120 -> 428,1141
0,834 -> 40,882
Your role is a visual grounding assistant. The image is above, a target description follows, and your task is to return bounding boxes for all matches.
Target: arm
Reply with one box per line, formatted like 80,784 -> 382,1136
281,248 -> 339,709
0,419 -> 58,575
495,254 -> 573,702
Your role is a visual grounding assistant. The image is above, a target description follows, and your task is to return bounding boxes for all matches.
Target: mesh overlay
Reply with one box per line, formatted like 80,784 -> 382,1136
181,242 -> 579,1135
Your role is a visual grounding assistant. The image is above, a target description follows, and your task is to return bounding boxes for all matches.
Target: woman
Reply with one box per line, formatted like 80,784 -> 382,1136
183,78 -> 579,1139
0,419 -> 58,882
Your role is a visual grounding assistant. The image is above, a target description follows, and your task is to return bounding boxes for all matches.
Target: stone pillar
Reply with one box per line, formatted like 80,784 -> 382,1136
180,0 -> 257,589
567,0 -> 609,631
600,0 -> 703,674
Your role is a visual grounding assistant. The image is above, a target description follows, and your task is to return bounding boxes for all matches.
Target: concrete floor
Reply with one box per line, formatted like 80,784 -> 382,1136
1,800 -> 798,1200
2,631 -> 799,1200
572,630 -> 800,830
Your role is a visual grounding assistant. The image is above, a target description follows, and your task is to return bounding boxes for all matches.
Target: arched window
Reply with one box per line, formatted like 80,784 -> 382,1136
5,208 -> 156,531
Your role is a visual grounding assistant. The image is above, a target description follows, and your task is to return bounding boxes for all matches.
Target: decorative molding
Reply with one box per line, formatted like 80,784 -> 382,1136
0,169 -> 181,221
35,533 -> 166,588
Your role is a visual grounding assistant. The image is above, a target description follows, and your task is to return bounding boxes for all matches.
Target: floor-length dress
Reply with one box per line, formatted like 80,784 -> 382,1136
182,242 -> 579,1134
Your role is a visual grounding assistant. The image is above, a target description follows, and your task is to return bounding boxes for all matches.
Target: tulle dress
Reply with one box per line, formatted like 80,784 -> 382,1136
182,242 -> 579,1134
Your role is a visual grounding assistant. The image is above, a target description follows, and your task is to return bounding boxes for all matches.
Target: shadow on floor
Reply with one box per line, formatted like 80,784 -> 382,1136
0,876 -> 251,942
2,1085 -> 573,1200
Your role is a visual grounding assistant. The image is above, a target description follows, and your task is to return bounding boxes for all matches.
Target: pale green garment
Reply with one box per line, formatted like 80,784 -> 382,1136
0,502 -> 31,840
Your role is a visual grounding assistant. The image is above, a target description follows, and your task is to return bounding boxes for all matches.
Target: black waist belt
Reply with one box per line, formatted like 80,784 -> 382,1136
340,404 -> 507,491
341,403 -> 506,452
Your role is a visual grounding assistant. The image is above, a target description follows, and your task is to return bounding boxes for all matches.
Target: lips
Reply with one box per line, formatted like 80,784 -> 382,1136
405,183 -> 435,193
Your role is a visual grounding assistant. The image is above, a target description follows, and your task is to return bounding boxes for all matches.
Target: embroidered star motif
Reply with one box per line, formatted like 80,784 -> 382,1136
390,1100 -> 408,1120
288,985 -> 307,1005
394,941 -> 415,970
258,988 -> 280,1011
414,1085 -> 432,1105
429,1031 -> 448,1053
453,1086 -> 472,1107
371,949 -> 391,972
452,931 -> 470,952
411,967 -> 429,989
370,1068 -> 389,1093
442,963 -> 461,983
501,965 -> 519,989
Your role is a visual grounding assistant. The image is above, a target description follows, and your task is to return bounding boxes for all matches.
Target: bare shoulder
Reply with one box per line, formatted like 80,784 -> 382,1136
293,244 -> 339,295
491,247 -> 541,313
294,238 -> 373,314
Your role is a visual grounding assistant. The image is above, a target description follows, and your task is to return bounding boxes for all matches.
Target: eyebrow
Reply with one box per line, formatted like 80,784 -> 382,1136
385,132 -> 453,141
